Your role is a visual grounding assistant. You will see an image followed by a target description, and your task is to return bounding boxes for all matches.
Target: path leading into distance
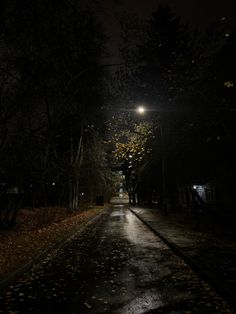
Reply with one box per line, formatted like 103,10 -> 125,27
0,205 -> 232,313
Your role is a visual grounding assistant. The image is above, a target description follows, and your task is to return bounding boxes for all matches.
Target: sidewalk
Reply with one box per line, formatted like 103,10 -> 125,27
0,206 -> 108,292
130,206 -> 236,309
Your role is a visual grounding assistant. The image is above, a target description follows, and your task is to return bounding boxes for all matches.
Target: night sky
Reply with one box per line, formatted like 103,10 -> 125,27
98,0 -> 236,61
103,0 -> 236,26
157,0 -> 236,27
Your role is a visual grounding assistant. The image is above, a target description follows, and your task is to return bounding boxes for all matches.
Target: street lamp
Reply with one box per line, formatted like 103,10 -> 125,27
135,104 -> 168,213
136,106 -> 146,114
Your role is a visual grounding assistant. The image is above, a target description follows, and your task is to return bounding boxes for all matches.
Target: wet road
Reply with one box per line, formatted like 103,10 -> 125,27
0,205 -> 233,313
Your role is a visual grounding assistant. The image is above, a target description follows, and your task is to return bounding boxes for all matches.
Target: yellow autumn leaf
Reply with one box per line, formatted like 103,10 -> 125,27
224,80 -> 234,88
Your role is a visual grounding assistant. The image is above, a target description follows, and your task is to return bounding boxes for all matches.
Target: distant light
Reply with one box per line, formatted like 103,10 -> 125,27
193,185 -> 197,189
225,33 -> 230,38
129,154 -> 133,158
81,192 -> 84,196
137,106 -> 146,114
52,182 -> 56,186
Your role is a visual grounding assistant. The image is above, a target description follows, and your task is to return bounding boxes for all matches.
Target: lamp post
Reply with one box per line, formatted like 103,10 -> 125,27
136,104 -> 168,213
160,124 -> 168,214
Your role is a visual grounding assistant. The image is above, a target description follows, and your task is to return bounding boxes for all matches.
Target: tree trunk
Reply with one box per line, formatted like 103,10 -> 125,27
128,193 -> 132,204
41,177 -> 47,207
132,193 -> 136,205
69,125 -> 84,211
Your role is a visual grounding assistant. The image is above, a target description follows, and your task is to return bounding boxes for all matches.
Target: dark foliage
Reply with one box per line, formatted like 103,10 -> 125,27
0,0 -> 113,228
115,4 -> 236,222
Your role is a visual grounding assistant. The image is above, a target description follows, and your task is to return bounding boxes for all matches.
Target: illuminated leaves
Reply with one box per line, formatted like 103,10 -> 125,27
224,81 -> 234,88
106,118 -> 154,193
112,122 -> 153,166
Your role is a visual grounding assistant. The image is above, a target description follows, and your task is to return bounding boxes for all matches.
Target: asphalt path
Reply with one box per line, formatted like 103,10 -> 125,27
0,205 -> 233,313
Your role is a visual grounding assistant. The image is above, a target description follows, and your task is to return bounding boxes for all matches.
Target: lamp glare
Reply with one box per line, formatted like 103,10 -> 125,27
137,106 -> 145,114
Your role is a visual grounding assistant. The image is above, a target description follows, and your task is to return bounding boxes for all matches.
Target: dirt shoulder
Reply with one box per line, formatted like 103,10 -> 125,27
0,205 -> 107,281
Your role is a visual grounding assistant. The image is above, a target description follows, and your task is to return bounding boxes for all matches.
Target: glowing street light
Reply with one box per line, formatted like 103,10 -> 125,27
136,106 -> 146,114
135,103 -> 167,213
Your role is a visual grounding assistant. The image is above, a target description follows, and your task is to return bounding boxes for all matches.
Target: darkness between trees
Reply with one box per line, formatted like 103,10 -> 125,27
0,0 -> 115,228
109,5 -> 236,233
0,2 -> 235,235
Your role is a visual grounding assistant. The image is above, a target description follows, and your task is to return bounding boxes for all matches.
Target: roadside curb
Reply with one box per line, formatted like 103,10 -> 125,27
0,208 -> 108,293
129,207 -> 236,309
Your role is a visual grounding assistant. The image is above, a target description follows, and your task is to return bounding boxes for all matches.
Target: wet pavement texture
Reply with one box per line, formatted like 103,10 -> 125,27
0,205 -> 233,313
131,206 -> 236,309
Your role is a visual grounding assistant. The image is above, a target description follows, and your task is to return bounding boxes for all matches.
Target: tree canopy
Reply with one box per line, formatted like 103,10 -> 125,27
0,0 -> 114,224
108,4 -> 236,208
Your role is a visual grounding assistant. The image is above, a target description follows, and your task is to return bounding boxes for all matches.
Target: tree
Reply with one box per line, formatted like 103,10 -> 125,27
107,115 -> 153,204
0,0 -> 108,225
115,4 -> 234,211
80,127 -> 116,203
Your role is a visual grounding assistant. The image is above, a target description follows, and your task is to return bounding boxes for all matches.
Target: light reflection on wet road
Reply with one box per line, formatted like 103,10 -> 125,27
0,205 -> 233,313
